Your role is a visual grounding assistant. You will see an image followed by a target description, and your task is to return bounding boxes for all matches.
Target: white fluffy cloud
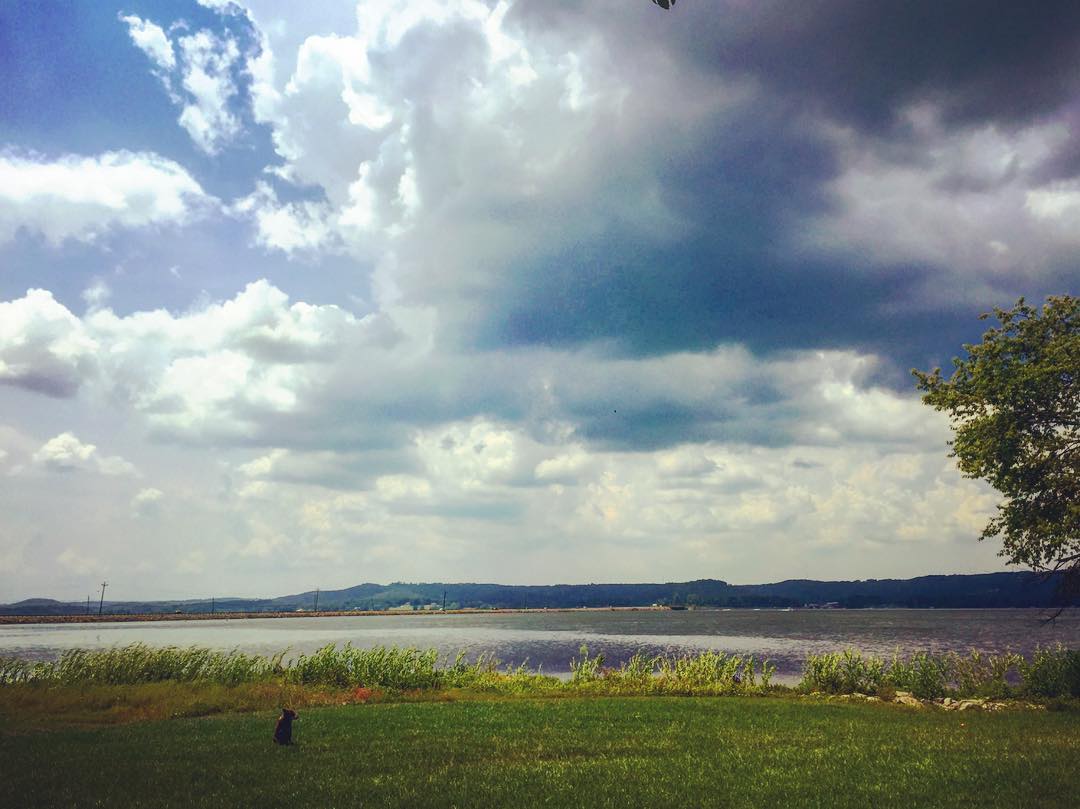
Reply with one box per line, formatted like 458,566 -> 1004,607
0,289 -> 98,397
0,151 -> 211,245
84,280 -> 362,439
175,29 -> 244,154
120,15 -> 175,71
32,432 -> 137,477
232,0 -> 677,308
123,14 -> 245,154
131,487 -> 165,518
231,182 -> 335,254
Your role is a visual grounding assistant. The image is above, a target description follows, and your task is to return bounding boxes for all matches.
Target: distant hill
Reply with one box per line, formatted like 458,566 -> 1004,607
1,572 -> 1075,615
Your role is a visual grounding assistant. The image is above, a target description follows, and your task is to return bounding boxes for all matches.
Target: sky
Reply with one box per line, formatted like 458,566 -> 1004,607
2,0 -> 1079,602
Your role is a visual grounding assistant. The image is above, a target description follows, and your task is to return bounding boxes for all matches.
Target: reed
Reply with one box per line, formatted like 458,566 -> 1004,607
3,643 -> 1075,700
0,644 -> 285,687
0,642 -> 776,696
565,645 -> 775,695
800,646 -> 1080,699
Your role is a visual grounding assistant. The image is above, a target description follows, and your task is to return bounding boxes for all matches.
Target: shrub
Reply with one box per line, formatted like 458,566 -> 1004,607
886,651 -> 951,699
1019,645 -> 1080,699
800,650 -> 884,695
946,650 -> 1019,699
800,649 -> 1020,700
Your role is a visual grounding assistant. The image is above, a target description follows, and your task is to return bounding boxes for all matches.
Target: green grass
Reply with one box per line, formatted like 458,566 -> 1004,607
0,696 -> 1076,808
0,680 -> 373,730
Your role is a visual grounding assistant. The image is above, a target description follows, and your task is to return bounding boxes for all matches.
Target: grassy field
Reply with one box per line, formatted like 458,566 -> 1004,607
1,694 -> 1077,809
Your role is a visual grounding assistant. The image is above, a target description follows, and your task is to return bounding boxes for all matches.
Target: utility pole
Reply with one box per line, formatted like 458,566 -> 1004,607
313,587 -> 319,613
86,595 -> 90,615
211,596 -> 215,615
442,589 -> 447,611
98,581 -> 108,616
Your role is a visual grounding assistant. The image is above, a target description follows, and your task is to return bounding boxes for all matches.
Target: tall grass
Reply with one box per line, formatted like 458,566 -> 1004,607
0,643 -> 776,696
3,643 -> 1075,701
800,645 -> 1080,699
568,645 -> 775,695
0,645 -> 284,687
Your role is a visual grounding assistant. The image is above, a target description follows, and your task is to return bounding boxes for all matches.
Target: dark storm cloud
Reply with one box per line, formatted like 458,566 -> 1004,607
518,0 -> 1080,136
475,94 -> 972,373
687,1 -> 1080,133
477,0 -> 1080,373
495,244 -> 962,373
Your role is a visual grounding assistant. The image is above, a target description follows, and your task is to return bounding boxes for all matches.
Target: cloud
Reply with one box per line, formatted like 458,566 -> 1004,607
176,549 -> 207,574
82,279 -> 367,441
0,151 -> 212,245
120,15 -> 176,71
5,1 -> 1075,597
0,289 -> 98,397
175,29 -> 245,154
122,12 -> 255,154
519,0 -> 1080,135
131,487 -> 165,518
798,109 -> 1080,303
231,181 -> 335,254
82,279 -> 112,310
210,419 -> 996,585
204,0 -> 1079,373
0,280 -> 949,455
57,548 -> 105,576
31,432 -> 138,477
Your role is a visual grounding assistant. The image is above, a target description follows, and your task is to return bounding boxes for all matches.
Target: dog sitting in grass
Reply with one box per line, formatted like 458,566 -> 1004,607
273,708 -> 297,745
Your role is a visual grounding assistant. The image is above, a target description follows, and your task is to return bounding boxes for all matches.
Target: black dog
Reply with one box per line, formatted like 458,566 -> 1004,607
273,708 -> 297,745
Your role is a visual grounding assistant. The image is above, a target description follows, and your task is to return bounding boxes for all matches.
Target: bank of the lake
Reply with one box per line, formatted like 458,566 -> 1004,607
1,695 -> 1076,809
0,606 -> 659,625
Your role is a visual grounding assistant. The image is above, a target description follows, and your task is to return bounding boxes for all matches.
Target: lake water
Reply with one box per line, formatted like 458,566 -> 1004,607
3,609 -> 1078,684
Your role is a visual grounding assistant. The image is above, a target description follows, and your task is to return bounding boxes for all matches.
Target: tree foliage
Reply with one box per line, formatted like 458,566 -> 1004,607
913,296 -> 1080,595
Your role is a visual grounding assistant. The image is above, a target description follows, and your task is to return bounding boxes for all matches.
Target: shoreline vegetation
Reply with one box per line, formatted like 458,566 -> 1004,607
1,643 -> 1077,715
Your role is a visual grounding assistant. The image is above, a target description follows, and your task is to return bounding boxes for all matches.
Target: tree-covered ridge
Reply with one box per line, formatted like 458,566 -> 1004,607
3,572 -> 1074,615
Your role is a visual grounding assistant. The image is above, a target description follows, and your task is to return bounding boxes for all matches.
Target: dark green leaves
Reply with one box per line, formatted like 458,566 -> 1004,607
914,296 -> 1080,587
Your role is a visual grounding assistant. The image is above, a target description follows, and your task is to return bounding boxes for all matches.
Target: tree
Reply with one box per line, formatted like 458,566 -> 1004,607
913,296 -> 1080,602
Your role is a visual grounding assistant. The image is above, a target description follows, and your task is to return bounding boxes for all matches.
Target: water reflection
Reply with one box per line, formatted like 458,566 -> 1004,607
2,609 -> 1077,684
